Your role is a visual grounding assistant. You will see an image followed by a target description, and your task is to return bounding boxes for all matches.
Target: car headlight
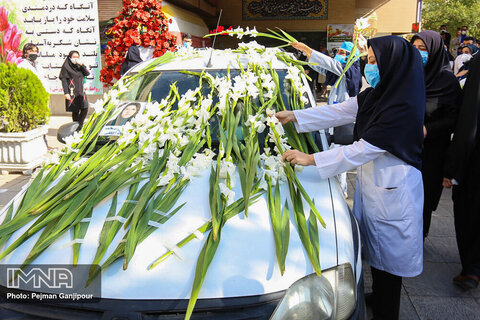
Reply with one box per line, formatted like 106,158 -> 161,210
270,263 -> 356,320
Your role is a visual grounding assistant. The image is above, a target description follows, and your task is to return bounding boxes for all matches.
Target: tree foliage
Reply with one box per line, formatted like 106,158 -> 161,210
422,0 -> 480,38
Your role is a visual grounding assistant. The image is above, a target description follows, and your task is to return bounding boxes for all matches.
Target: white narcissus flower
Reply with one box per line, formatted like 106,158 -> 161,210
245,26 -> 258,37
91,99 -> 105,114
157,171 -> 175,187
63,131 -> 83,153
233,26 -> 244,39
356,17 -> 370,30
300,95 -> 309,105
45,150 -> 60,165
219,159 -> 236,180
167,153 -> 181,174
200,98 -> 213,110
219,182 -> 235,205
116,80 -> 128,93
193,149 -> 214,170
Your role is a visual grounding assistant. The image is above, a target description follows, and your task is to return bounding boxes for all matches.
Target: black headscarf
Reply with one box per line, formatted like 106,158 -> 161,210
121,46 -> 143,75
445,53 -> 480,183
355,36 -> 425,170
59,50 -> 89,97
411,30 -> 460,105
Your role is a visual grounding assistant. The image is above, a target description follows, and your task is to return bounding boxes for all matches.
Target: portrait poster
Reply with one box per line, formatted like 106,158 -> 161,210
99,102 -> 144,138
243,0 -> 328,20
327,24 -> 354,51
3,0 -> 103,95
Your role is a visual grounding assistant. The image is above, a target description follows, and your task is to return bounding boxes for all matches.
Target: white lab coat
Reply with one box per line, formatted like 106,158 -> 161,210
294,97 -> 423,277
17,59 -> 48,90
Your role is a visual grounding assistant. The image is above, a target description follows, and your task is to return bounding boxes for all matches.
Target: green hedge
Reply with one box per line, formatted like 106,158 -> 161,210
0,63 -> 50,132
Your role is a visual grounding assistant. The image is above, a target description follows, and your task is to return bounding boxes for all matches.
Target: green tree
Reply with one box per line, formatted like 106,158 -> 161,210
422,0 -> 480,38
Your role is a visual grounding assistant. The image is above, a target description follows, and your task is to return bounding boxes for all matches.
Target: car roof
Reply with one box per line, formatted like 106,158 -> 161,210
128,48 -> 291,73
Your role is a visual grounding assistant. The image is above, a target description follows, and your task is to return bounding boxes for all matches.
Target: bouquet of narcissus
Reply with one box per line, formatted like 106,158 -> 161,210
0,35 -> 327,320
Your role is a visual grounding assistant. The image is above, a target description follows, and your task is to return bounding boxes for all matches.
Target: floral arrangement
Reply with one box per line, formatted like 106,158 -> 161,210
100,0 -> 177,86
0,38 -> 325,319
333,13 -> 378,88
0,6 -> 24,64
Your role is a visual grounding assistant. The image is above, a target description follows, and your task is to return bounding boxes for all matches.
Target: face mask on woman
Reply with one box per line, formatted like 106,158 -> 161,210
334,54 -> 347,63
28,53 -> 38,62
70,57 -> 79,64
364,64 -> 380,88
417,50 -> 428,66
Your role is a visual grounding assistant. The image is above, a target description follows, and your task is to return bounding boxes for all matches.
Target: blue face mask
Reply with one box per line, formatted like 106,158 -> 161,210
334,54 -> 347,64
364,64 -> 380,88
418,50 -> 428,66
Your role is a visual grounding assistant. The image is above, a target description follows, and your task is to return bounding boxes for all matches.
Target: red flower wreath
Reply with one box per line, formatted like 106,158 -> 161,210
100,0 -> 177,86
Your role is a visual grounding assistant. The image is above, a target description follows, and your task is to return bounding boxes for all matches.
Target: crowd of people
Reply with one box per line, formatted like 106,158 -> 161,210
279,26 -> 479,319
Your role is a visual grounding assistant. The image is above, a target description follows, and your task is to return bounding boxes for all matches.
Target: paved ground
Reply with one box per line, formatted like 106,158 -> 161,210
1,116 -> 479,319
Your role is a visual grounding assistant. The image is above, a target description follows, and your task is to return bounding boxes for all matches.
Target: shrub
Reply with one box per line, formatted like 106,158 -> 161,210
0,63 -> 50,132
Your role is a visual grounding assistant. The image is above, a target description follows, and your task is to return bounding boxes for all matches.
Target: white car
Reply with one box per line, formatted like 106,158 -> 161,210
0,49 -> 365,320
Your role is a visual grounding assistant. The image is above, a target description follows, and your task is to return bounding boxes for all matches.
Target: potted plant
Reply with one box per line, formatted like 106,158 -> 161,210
0,63 -> 50,174
0,6 -> 50,174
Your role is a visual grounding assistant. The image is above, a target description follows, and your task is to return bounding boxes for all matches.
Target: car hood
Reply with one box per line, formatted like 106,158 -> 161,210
0,166 -> 337,300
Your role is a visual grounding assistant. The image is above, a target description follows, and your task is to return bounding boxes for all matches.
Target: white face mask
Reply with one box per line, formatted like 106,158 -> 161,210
461,30 -> 467,35
70,57 -> 79,64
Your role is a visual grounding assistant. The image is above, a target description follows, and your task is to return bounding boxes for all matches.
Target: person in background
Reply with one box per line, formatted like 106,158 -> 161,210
455,44 -> 479,81
120,45 -> 143,76
453,44 -> 474,75
460,25 -> 469,43
183,33 -> 192,48
290,40 -> 363,197
443,52 -> 480,291
411,30 -> 461,239
439,24 -> 451,51
450,28 -> 462,58
277,35 -> 425,320
462,36 -> 475,46
456,44 -> 479,85
59,50 -> 90,129
17,43 -> 47,89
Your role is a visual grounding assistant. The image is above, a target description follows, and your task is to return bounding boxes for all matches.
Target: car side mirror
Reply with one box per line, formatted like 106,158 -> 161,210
57,122 -> 80,144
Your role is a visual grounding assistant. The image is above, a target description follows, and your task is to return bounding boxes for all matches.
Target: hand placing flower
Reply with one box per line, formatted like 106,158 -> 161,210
442,178 -> 453,189
289,42 -> 312,59
282,149 -> 315,166
275,110 -> 297,125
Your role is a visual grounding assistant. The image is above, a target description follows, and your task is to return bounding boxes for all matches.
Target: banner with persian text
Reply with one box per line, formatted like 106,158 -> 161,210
3,0 -> 103,94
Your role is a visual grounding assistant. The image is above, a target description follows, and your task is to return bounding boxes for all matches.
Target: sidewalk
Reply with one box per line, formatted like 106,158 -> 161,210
1,116 -> 479,319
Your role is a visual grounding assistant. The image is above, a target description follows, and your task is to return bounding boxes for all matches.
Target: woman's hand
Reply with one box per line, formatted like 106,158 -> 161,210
423,125 -> 427,138
282,149 -> 315,166
64,94 -> 71,100
289,42 -> 312,59
442,178 -> 453,188
275,111 -> 296,125
356,33 -> 368,55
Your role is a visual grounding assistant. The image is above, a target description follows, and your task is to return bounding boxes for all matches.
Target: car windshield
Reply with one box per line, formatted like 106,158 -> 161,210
116,70 -> 322,152
119,69 -> 313,110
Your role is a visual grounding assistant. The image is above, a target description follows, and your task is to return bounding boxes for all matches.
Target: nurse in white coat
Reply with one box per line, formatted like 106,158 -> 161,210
277,36 -> 425,320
